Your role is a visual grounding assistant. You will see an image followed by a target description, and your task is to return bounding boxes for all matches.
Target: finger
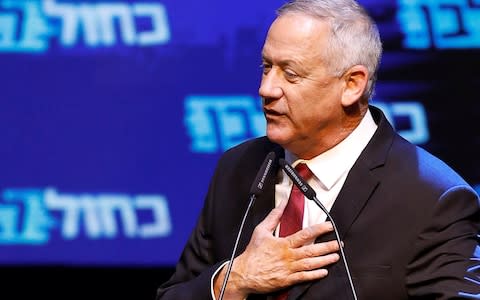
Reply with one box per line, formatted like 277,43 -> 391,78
293,240 -> 340,260
291,253 -> 340,273
287,268 -> 330,285
287,222 -> 334,248
259,197 -> 289,232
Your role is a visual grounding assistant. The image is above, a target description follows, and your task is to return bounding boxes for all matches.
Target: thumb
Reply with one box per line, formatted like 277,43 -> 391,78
259,198 -> 288,232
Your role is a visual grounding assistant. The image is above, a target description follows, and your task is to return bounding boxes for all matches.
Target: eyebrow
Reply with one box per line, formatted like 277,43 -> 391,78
262,54 -> 308,74
262,53 -> 300,66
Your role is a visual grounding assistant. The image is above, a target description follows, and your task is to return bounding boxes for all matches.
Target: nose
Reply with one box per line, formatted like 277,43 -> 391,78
258,69 -> 283,101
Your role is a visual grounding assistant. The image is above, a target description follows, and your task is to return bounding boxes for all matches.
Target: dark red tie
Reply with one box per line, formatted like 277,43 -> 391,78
275,163 -> 313,300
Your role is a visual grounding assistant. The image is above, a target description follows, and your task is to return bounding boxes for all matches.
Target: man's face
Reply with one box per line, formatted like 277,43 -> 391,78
260,13 -> 346,158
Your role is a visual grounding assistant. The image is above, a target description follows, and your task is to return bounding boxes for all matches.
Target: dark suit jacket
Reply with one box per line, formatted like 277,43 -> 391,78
157,106 -> 480,299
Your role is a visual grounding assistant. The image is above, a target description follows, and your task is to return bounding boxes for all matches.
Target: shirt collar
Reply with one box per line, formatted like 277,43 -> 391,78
285,109 -> 378,190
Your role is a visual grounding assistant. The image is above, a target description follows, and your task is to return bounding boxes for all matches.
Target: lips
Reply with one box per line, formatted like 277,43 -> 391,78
264,108 -> 283,116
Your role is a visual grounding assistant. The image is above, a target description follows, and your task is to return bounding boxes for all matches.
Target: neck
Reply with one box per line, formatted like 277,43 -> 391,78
290,105 -> 367,160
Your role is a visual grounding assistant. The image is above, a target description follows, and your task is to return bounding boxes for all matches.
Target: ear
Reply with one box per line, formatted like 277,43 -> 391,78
341,65 -> 369,107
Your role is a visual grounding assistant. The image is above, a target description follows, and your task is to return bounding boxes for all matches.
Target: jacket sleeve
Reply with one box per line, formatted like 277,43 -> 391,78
406,185 -> 480,299
156,163 -> 226,300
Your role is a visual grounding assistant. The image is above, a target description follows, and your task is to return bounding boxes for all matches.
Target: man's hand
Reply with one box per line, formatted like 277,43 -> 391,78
213,199 -> 341,299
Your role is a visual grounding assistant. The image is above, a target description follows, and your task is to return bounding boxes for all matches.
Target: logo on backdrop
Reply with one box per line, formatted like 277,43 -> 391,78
397,0 -> 480,49
0,188 -> 172,245
184,95 -> 430,153
0,0 -> 170,53
184,95 -> 265,153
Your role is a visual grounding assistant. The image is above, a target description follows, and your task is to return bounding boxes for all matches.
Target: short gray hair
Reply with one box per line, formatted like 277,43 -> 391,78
277,0 -> 382,100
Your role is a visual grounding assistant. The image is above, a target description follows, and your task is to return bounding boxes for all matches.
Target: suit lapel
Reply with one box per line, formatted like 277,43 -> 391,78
286,106 -> 395,299
327,106 -> 394,241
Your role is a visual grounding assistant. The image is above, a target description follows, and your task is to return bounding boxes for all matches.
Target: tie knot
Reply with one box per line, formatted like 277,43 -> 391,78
295,163 -> 313,181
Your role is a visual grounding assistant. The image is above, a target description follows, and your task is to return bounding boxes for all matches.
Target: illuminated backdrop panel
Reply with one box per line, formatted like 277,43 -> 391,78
0,0 -> 479,266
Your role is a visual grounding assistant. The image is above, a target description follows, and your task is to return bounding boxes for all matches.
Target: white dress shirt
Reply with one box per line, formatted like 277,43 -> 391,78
275,109 -> 378,234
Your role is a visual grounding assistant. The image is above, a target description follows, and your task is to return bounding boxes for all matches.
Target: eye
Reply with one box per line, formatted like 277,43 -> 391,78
261,62 -> 272,75
284,69 -> 299,81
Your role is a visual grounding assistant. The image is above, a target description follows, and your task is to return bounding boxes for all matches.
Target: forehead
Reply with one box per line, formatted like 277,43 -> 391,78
262,13 -> 330,63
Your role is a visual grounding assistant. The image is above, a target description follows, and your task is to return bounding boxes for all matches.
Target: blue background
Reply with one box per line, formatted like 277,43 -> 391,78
0,1 -> 479,296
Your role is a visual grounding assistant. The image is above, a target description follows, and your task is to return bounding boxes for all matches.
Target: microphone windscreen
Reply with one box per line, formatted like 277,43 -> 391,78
249,151 -> 276,196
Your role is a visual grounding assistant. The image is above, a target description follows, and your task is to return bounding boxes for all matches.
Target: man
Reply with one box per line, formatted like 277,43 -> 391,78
157,0 -> 480,299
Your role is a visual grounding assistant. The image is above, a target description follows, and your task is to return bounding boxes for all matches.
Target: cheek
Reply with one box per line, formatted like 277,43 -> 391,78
283,89 -> 305,114
290,97 -> 318,121
291,91 -> 337,128
284,82 -> 335,118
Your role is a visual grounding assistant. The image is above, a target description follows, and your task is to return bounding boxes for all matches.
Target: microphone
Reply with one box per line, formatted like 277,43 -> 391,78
218,151 -> 276,300
249,151 -> 276,196
279,158 -> 358,300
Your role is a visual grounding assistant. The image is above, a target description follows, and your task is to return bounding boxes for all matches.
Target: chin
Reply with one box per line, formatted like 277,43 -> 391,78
266,128 -> 292,147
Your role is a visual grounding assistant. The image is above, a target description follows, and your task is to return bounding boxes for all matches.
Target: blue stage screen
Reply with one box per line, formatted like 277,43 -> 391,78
0,0 -> 479,266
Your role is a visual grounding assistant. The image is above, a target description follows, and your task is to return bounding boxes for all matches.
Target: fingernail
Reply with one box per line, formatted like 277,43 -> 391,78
327,221 -> 333,230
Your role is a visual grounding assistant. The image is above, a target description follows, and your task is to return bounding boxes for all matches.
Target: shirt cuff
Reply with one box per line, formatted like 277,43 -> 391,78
211,261 -> 230,300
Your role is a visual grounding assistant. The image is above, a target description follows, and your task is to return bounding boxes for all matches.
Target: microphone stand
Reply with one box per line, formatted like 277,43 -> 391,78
218,152 -> 276,300
279,158 -> 358,300
310,195 -> 358,300
218,193 -> 256,300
